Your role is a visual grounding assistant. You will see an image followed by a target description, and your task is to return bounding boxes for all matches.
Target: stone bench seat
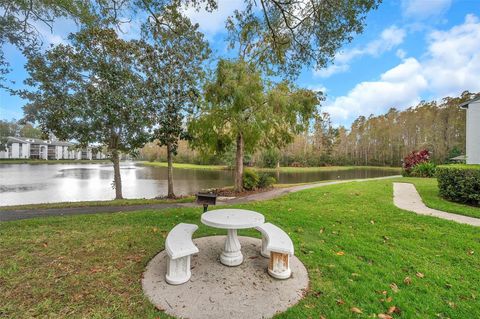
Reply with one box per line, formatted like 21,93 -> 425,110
256,223 -> 294,279
165,223 -> 199,285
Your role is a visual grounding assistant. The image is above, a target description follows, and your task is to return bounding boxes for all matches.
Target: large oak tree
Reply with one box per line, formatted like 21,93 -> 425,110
22,27 -> 152,199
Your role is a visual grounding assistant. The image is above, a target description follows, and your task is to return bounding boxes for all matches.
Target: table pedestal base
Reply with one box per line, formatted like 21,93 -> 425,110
220,229 -> 243,266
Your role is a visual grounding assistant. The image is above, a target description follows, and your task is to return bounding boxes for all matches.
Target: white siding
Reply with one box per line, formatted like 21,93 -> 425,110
466,101 -> 480,164
11,143 -> 20,158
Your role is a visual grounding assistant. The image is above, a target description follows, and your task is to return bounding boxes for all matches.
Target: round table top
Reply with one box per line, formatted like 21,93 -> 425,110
201,209 -> 265,229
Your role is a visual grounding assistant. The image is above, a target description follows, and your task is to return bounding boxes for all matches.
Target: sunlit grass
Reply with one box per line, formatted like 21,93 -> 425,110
0,180 -> 478,318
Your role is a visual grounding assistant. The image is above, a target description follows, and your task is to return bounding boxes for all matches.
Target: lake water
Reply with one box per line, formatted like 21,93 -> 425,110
0,163 -> 400,206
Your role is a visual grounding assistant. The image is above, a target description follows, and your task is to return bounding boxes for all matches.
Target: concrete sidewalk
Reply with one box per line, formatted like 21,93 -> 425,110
393,183 -> 480,227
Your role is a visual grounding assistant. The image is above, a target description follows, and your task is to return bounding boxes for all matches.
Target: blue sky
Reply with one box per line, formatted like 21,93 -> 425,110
1,0 -> 480,127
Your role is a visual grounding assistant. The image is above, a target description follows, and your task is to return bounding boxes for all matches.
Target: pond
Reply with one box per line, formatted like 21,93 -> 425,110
0,162 -> 400,206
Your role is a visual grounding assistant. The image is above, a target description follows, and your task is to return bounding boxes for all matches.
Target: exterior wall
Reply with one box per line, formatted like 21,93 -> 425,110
11,143 -> 20,158
466,102 -> 480,164
0,148 -> 8,159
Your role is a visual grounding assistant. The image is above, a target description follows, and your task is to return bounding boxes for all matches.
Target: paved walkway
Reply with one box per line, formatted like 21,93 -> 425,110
0,175 -> 400,222
393,183 -> 480,227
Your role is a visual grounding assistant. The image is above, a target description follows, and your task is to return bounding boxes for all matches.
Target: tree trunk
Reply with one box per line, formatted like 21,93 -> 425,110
112,149 -> 123,200
167,143 -> 175,198
234,132 -> 244,192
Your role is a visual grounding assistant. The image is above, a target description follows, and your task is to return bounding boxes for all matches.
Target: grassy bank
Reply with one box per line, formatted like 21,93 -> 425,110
0,159 -> 111,165
0,197 -> 194,211
138,161 -> 401,173
399,177 -> 480,219
1,179 -> 478,318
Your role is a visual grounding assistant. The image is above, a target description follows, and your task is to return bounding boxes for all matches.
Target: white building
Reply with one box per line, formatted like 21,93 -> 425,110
460,97 -> 480,164
0,137 -> 104,160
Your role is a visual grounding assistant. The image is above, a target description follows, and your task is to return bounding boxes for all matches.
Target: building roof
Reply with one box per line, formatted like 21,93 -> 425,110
5,136 -> 74,147
459,96 -> 480,108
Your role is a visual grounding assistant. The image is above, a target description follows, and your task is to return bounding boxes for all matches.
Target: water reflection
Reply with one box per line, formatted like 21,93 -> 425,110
0,162 -> 399,206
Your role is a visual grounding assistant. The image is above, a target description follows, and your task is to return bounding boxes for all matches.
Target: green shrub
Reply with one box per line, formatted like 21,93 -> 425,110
411,162 -> 436,177
243,169 -> 259,190
258,173 -> 276,189
437,164 -> 480,205
260,149 -> 280,168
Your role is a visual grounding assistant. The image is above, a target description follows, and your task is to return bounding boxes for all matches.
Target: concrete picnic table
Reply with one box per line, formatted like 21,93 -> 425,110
201,208 -> 265,266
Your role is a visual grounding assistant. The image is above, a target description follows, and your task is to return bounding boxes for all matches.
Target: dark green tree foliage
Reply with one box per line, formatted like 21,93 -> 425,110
22,27 -> 151,199
226,0 -> 381,77
138,4 -> 210,198
189,59 -> 318,191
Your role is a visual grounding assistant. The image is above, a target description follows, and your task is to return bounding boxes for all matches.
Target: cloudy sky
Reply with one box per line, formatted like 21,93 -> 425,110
1,0 -> 480,128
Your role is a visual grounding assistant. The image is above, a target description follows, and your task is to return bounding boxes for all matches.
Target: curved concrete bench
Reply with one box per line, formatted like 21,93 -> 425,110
165,223 -> 199,285
256,223 -> 294,279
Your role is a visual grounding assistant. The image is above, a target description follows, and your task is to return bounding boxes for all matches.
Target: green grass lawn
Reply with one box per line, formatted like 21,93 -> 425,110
138,161 -> 229,170
0,197 -> 194,211
1,179 -> 479,318
397,177 -> 480,219
0,159 -> 111,165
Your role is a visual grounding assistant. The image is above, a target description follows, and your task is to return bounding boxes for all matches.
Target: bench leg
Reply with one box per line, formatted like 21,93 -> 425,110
166,255 -> 192,285
268,252 -> 291,279
260,236 -> 269,258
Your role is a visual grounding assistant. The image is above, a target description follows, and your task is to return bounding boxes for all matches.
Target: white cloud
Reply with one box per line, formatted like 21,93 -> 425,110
396,49 -> 407,59
323,14 -> 480,126
183,0 -> 245,36
422,14 -> 480,96
314,25 -> 406,78
323,58 -> 427,123
402,0 -> 451,19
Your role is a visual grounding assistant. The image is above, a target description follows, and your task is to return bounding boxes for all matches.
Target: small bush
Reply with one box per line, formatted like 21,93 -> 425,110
260,149 -> 280,168
437,164 -> 480,205
411,162 -> 436,177
258,173 -> 276,189
243,169 -> 259,190
402,149 -> 431,176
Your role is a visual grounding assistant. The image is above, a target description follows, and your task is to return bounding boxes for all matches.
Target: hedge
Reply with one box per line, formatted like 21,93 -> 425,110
436,164 -> 480,205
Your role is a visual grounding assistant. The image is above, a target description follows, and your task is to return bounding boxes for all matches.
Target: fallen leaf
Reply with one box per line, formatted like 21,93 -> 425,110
370,220 -> 375,224
404,276 -> 412,285
467,250 -> 474,255
378,314 -> 393,319
320,316 -> 327,319
336,299 -> 345,305
416,272 -> 425,278
387,306 -> 401,314
320,228 -> 324,234
336,251 -> 345,256
42,242 -> 48,248
350,307 -> 363,314
447,301 -> 456,308
386,297 -> 393,303
152,227 -> 158,233
390,283 -> 399,293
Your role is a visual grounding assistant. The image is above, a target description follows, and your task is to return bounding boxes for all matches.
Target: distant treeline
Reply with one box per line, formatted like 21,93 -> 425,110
140,91 -> 478,167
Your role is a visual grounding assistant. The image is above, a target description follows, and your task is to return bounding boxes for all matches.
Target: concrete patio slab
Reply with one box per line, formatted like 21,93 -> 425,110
142,236 -> 309,319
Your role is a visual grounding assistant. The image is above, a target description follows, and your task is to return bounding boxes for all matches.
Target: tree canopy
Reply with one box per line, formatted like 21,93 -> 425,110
138,4 -> 210,197
189,59 -> 319,191
22,27 -> 152,199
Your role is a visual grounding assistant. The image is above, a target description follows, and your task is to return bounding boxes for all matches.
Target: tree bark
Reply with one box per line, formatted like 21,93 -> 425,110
167,143 -> 175,198
234,132 -> 244,192
112,149 -> 123,200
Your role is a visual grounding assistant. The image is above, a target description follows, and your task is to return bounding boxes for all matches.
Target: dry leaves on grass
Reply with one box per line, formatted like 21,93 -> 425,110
387,306 -> 401,314
416,272 -> 425,278
336,251 -> 345,256
378,314 -> 393,319
350,307 -> 363,314
336,299 -> 345,305
390,283 -> 399,293
404,276 -> 412,285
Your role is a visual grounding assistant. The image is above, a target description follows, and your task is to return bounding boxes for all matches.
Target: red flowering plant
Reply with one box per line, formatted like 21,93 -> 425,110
402,149 -> 431,176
